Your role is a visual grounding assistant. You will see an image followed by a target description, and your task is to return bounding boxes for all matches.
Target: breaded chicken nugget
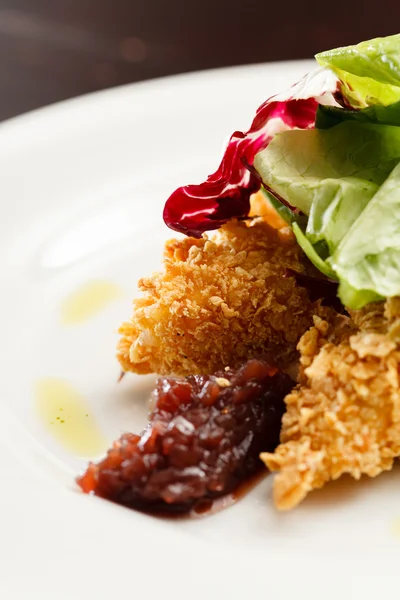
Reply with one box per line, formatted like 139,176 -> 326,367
262,300 -> 400,510
117,219 -> 315,376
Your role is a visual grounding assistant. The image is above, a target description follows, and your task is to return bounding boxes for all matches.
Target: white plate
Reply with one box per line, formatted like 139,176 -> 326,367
0,61 -> 398,599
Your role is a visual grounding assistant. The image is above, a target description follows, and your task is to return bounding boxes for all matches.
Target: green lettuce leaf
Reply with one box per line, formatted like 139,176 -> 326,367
292,223 -> 336,278
331,162 -> 400,299
316,100 -> 400,129
254,121 -> 400,252
252,34 -> 400,310
316,34 -> 400,107
336,281 -> 383,311
254,119 -> 400,308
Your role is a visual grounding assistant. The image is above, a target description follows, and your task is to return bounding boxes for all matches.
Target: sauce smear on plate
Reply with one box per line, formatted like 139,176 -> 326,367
35,378 -> 108,457
61,280 -> 123,325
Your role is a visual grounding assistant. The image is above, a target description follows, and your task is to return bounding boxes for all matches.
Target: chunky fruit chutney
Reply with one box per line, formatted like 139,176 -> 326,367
77,360 -> 293,513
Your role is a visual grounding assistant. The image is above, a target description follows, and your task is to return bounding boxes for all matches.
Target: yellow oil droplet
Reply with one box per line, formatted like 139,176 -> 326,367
392,517 -> 400,538
61,280 -> 123,325
35,378 -> 108,457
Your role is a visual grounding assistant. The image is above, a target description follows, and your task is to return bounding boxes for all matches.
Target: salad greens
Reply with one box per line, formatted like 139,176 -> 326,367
316,35 -> 400,108
164,32 -> 400,310
254,33 -> 400,309
333,162 -> 400,305
316,99 -> 400,129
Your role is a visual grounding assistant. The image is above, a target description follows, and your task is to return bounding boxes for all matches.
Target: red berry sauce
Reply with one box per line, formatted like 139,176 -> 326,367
77,360 -> 293,514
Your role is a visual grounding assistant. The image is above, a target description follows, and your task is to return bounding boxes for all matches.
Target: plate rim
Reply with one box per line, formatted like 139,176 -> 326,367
0,59 -> 315,134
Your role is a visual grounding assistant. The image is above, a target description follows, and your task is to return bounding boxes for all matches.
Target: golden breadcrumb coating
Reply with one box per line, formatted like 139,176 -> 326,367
261,299 -> 400,510
117,218 -> 315,376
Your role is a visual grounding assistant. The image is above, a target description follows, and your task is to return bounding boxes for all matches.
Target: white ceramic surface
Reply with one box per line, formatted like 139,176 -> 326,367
0,61 -> 398,599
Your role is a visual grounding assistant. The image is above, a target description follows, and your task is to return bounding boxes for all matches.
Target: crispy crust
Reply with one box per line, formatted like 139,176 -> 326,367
261,301 -> 400,510
117,219 -> 315,376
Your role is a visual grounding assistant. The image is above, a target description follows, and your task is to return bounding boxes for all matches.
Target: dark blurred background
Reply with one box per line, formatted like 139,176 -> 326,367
0,0 -> 399,121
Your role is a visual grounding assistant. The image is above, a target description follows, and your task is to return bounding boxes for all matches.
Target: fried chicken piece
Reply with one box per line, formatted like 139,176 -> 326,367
261,299 -> 400,510
117,218 -> 315,376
